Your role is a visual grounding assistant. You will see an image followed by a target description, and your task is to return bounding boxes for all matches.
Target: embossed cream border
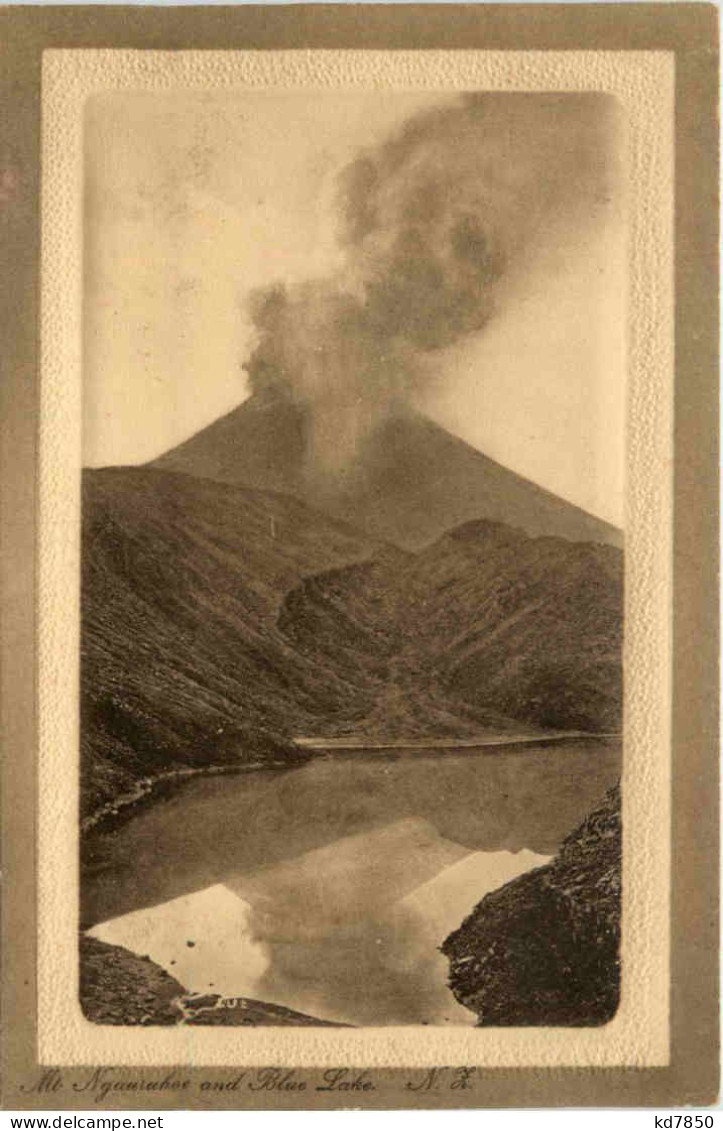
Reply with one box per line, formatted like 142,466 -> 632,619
38,49 -> 673,1068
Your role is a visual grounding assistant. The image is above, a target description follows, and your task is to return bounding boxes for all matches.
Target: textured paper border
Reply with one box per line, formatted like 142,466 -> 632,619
1,4 -> 718,1110
37,47 -> 674,1070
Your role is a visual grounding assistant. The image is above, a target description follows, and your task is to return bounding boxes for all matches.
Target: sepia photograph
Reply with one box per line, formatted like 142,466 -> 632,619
78,87 -> 626,1031
0,6 -> 717,1111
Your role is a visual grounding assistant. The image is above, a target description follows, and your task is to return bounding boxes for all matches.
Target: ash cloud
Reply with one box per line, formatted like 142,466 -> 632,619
244,93 -> 624,476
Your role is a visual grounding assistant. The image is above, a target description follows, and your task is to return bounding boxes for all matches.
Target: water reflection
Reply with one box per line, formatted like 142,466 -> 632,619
88,883 -> 268,1000
84,742 -> 620,926
88,819 -> 551,1025
83,744 -> 619,1026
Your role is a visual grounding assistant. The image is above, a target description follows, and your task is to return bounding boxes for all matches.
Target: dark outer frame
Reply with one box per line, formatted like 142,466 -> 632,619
0,3 -> 718,1109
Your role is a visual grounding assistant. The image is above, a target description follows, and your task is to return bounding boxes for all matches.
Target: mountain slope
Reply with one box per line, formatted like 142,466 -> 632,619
81,468 -> 623,822
150,393 -> 622,551
81,467 -> 381,816
278,520 -> 623,735
402,521 -> 623,731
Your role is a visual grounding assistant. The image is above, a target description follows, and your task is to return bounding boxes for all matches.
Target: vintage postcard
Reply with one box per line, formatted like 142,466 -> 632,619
0,4 -> 718,1111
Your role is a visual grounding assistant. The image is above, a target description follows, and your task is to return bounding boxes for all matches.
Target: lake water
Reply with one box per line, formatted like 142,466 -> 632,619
84,741 -> 621,1027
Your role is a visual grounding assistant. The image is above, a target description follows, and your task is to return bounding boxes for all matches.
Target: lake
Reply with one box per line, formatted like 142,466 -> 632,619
83,740 -> 621,1027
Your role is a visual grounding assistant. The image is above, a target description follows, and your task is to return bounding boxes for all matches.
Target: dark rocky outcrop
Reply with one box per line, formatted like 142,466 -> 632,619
442,784 -> 621,1026
80,935 -> 186,1025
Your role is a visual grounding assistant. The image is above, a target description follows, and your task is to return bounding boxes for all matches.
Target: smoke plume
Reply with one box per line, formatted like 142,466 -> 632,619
244,93 -> 624,476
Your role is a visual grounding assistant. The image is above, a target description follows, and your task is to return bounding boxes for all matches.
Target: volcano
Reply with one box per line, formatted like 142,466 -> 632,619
150,393 -> 622,551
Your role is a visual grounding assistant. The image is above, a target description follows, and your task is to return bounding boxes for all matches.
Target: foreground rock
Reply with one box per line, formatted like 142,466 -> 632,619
179,994 -> 347,1027
80,936 -> 345,1027
80,936 -> 185,1025
442,784 -> 621,1026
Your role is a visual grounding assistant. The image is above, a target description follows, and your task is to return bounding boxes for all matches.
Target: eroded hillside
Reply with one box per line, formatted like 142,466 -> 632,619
82,467 -> 623,818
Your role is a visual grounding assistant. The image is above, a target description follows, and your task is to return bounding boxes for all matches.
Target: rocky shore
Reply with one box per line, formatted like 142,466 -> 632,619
178,995 -> 347,1027
81,757 -> 307,837
80,936 -> 186,1025
442,783 -> 621,1026
80,936 -> 345,1027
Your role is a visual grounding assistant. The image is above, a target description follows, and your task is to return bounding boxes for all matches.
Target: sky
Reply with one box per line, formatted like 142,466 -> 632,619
83,89 -> 627,526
